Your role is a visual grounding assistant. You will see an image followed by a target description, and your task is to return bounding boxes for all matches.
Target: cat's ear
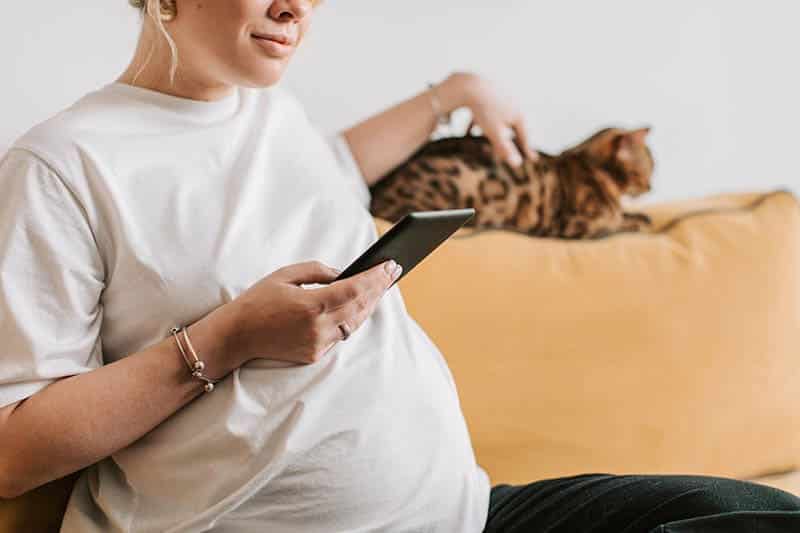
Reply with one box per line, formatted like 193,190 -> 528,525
628,127 -> 651,145
617,127 -> 651,161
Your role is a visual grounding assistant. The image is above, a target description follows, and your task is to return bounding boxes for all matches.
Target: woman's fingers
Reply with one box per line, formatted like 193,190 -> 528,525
316,291 -> 373,349
317,336 -> 340,359
275,260 -> 340,286
307,260 -> 399,348
512,118 -> 538,161
485,121 -> 538,168
461,74 -> 536,167
315,261 -> 396,312
485,124 -> 524,168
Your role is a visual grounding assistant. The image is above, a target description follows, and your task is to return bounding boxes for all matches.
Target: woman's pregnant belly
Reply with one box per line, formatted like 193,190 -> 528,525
218,298 -> 480,531
103,293 -> 481,532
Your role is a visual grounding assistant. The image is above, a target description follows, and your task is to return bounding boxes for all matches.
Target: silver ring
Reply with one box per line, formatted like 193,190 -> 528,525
338,322 -> 351,341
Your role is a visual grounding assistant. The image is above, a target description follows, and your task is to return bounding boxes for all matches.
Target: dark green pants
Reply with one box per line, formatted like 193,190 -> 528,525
483,473 -> 800,532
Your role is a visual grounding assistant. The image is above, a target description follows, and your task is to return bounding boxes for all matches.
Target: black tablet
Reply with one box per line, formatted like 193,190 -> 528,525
334,209 -> 476,287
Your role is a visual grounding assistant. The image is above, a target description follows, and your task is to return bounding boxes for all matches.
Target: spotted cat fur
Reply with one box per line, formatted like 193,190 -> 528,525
368,123 -> 654,239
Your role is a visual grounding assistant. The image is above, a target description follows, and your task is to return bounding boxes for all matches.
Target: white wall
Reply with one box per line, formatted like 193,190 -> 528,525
2,1 -> 797,204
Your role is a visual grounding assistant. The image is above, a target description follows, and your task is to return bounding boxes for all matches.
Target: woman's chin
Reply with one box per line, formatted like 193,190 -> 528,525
238,70 -> 285,89
239,63 -> 286,88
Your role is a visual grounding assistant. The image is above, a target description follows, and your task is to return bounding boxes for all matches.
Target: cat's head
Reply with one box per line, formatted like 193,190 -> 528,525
566,127 -> 654,197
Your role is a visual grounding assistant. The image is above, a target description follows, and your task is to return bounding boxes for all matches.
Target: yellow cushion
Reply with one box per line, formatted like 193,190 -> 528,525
748,470 -> 800,496
379,189 -> 800,486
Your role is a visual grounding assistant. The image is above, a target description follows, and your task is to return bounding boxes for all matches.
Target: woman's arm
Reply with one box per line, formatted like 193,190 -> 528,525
341,71 -> 539,187
0,306 -> 238,499
340,72 -> 475,188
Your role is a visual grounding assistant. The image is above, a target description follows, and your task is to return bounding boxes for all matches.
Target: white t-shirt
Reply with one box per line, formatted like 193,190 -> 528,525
0,82 -> 490,532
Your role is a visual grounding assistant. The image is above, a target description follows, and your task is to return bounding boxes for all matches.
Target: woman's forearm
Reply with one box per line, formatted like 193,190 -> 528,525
341,71 -> 477,188
0,304 -> 239,499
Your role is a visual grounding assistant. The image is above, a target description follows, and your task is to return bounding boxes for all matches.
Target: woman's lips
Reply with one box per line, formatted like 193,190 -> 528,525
252,32 -> 291,45
251,35 -> 293,58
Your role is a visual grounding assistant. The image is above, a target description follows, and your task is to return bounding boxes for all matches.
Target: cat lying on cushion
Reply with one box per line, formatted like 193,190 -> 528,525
368,123 -> 654,239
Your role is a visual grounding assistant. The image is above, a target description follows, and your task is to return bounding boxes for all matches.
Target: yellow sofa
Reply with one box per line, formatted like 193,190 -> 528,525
2,189 -> 799,531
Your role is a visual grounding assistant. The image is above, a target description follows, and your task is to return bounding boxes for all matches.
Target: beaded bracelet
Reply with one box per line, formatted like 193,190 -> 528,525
171,326 -> 219,393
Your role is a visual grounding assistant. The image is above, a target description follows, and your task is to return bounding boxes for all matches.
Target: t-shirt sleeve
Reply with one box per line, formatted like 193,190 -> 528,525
0,149 -> 105,408
279,85 -> 372,210
324,131 -> 372,211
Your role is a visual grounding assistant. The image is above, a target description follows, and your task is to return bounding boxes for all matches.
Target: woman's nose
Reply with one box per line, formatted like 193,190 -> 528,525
269,0 -> 313,21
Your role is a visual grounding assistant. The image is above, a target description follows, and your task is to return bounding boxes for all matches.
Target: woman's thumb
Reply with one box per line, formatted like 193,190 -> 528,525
277,261 -> 341,285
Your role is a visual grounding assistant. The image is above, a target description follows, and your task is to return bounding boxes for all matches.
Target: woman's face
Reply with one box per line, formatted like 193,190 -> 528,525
169,0 -> 316,90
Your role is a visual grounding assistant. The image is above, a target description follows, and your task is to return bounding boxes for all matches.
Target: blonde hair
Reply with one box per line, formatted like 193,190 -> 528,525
129,0 -> 179,86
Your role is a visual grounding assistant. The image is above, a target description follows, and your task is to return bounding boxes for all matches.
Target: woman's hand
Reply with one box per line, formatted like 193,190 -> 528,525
221,260 -> 402,367
452,72 -> 539,168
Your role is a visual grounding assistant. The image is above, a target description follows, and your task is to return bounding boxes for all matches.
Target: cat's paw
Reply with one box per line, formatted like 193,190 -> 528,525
619,212 -> 653,233
624,212 -> 652,225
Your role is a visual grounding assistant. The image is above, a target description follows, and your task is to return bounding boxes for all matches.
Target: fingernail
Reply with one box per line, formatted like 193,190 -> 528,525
384,260 -> 397,274
508,152 -> 523,168
392,264 -> 403,280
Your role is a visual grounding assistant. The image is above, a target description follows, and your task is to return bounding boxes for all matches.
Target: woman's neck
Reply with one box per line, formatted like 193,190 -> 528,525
116,20 -> 235,102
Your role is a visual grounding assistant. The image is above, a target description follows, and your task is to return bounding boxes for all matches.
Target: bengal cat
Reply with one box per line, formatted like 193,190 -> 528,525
368,123 -> 655,239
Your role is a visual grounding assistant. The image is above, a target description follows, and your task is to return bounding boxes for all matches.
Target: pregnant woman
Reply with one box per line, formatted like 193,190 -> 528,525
0,1 -> 798,531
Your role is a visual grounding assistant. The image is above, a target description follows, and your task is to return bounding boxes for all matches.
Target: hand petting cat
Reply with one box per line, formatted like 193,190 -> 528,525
455,71 -> 539,169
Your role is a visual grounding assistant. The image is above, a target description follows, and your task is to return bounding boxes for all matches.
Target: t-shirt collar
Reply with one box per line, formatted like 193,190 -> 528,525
103,81 -> 241,122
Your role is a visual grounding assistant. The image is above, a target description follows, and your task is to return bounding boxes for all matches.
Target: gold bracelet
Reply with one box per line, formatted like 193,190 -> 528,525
427,81 -> 452,130
171,326 -> 219,393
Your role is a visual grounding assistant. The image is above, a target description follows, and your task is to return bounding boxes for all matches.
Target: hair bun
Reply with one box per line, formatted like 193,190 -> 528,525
128,0 -> 176,20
